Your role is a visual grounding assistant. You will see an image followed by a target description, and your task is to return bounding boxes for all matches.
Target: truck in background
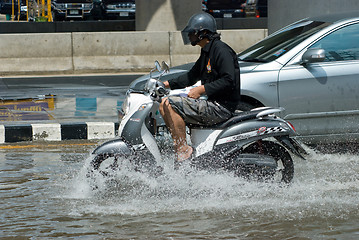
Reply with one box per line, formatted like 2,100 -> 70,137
100,0 -> 135,20
51,0 -> 135,21
52,0 -> 93,20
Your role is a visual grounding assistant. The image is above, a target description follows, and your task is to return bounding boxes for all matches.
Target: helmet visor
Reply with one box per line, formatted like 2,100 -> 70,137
181,26 -> 196,45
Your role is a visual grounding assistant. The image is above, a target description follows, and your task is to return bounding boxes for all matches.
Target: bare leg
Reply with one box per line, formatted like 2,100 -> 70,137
159,98 -> 193,161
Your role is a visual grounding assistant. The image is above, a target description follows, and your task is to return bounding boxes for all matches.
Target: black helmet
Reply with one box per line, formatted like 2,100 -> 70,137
181,12 -> 217,46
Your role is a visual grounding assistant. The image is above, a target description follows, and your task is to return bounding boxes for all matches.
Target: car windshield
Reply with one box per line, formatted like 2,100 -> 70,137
238,20 -> 331,62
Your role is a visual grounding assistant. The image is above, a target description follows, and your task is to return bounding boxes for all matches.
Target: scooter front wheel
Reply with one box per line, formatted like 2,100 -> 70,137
88,138 -> 134,175
242,140 -> 294,183
88,149 -> 163,181
89,153 -> 119,177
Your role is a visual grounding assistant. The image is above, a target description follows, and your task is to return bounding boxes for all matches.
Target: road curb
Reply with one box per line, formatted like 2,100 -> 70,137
0,122 -> 119,143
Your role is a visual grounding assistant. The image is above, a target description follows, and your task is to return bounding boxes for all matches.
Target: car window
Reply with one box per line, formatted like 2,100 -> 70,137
310,23 -> 359,61
238,20 -> 331,62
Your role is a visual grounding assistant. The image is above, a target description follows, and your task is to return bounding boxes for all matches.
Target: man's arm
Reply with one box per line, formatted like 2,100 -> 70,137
166,55 -> 203,90
163,81 -> 205,99
188,85 -> 205,99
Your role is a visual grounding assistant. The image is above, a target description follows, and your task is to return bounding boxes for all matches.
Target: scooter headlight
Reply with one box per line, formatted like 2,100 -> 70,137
122,95 -> 130,115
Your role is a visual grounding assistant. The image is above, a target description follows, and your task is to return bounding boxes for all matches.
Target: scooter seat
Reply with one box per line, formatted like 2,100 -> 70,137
189,109 -> 262,129
189,107 -> 280,129
212,110 -> 261,128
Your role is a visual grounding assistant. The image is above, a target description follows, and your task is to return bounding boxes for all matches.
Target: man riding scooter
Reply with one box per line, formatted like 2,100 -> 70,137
159,12 -> 241,167
89,13 -> 306,184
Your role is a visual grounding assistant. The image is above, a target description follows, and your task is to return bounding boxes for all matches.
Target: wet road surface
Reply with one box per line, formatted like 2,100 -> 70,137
0,73 -> 358,238
0,74 -> 140,125
0,73 -> 141,99
0,141 -> 358,239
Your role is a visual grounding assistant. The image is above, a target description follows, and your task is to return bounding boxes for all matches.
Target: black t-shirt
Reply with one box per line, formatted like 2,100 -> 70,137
168,38 -> 240,111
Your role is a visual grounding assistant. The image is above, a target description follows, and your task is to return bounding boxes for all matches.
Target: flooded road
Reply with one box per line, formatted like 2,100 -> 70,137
0,141 -> 358,239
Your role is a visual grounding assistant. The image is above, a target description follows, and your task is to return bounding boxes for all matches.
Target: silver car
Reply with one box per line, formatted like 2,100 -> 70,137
129,12 -> 359,144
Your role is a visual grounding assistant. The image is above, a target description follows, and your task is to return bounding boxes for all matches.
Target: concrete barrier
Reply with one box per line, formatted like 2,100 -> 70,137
72,31 -> 171,72
0,29 -> 267,75
0,33 -> 73,75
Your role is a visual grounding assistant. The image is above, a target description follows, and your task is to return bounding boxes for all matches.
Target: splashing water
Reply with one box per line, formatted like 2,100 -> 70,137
67,148 -> 359,221
1,144 -> 358,238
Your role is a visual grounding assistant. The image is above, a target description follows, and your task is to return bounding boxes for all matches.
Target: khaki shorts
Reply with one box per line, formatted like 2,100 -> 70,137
167,95 -> 233,126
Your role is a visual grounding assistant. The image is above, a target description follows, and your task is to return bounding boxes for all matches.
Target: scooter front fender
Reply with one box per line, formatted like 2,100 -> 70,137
92,138 -> 133,156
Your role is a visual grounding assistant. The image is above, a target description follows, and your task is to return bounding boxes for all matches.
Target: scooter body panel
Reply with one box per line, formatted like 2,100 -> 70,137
118,93 -> 152,137
215,118 -> 294,148
95,92 -> 162,162
190,129 -> 222,157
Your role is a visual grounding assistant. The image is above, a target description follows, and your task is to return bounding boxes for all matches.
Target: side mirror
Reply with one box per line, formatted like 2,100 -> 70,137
154,60 -> 162,72
302,48 -> 326,64
161,61 -> 170,72
150,60 -> 162,78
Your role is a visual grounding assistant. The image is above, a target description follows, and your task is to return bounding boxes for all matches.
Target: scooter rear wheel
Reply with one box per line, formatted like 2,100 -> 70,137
242,140 -> 294,183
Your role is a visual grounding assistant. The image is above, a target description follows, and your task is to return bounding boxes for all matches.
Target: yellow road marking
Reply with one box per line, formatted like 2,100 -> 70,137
0,142 -> 97,149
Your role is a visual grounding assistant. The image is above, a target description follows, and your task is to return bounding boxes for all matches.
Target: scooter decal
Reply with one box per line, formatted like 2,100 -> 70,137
216,127 -> 287,145
129,118 -> 141,122
257,126 -> 267,134
261,126 -> 286,134
216,130 -> 258,145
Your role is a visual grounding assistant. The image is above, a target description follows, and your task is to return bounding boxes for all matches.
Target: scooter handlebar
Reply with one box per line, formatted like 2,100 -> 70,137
155,81 -> 169,97
156,86 -> 168,97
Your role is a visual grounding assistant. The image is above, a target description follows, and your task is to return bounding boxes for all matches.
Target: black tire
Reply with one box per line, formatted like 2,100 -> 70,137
89,154 -> 118,177
88,151 -> 163,178
242,141 -> 294,183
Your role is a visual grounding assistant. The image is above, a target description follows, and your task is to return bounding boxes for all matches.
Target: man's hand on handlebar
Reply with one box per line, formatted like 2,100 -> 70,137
162,81 -> 206,99
188,85 -> 205,99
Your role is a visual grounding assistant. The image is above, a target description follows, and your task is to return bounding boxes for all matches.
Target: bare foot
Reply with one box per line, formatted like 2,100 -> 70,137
177,146 -> 193,162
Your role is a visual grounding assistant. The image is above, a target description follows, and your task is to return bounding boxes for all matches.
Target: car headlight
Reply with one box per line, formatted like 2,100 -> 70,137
83,3 -> 93,10
106,4 -> 116,9
56,3 -> 66,9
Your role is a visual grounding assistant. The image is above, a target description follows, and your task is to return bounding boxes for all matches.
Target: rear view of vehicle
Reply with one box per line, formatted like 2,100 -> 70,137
204,0 -> 246,18
101,0 -> 135,20
245,0 -> 267,18
52,0 -> 93,21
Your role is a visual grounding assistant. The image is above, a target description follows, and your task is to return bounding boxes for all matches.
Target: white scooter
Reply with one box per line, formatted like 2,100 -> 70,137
89,61 -> 306,183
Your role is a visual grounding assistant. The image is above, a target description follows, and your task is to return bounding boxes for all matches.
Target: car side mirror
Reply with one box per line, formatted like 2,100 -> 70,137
302,48 -> 326,64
